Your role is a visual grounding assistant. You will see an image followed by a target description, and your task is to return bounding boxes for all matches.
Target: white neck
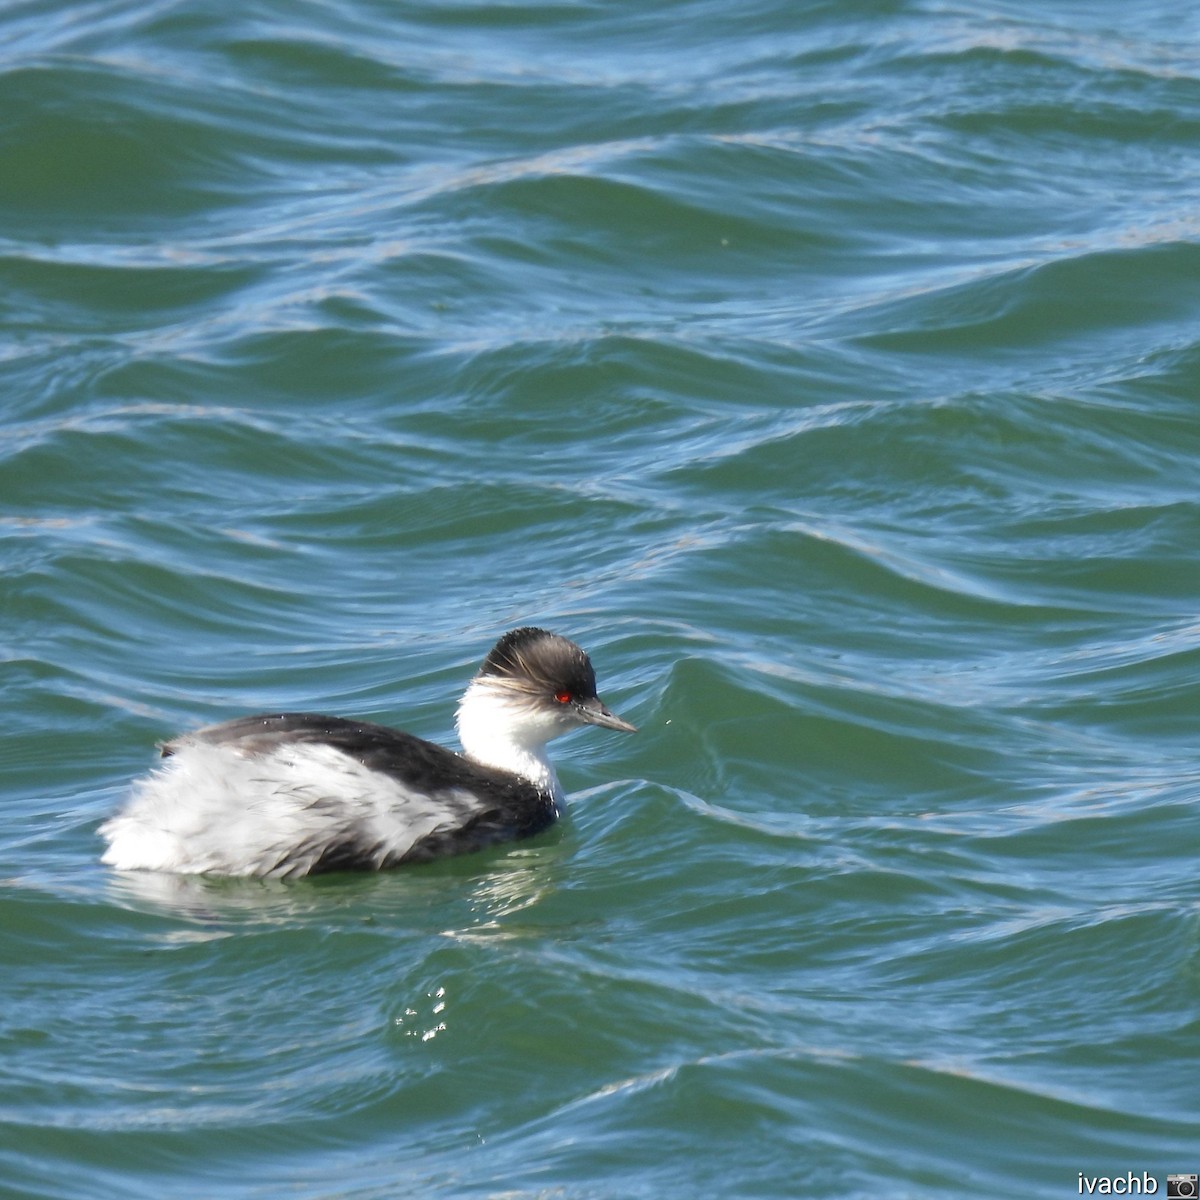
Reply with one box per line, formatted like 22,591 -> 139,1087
455,680 -> 562,798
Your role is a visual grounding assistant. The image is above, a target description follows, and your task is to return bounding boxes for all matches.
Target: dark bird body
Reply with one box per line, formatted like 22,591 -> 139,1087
100,629 -> 635,878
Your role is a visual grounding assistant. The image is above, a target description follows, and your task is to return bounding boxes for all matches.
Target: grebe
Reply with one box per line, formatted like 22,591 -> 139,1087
100,628 -> 636,878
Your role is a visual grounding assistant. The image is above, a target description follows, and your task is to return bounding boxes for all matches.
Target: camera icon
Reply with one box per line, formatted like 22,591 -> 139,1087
1168,1175 -> 1199,1199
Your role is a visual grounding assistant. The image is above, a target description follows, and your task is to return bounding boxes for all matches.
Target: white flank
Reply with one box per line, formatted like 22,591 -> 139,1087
100,741 -> 481,878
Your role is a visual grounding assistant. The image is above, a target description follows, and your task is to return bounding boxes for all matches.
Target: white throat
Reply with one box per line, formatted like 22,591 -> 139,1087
455,680 -> 562,798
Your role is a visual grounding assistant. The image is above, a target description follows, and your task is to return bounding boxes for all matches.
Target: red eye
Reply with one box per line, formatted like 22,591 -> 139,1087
554,691 -> 572,704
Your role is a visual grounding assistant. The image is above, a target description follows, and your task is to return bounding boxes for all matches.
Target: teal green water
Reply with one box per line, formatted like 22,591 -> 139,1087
3,1 -> 1200,1196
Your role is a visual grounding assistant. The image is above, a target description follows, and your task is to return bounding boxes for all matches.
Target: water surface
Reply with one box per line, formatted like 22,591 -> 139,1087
3,1 -> 1200,1196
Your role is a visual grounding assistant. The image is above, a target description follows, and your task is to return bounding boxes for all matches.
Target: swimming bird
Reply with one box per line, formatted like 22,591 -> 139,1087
100,628 -> 636,878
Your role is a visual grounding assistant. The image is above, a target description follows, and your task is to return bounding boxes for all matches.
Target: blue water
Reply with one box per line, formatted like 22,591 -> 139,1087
3,1 -> 1200,1197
